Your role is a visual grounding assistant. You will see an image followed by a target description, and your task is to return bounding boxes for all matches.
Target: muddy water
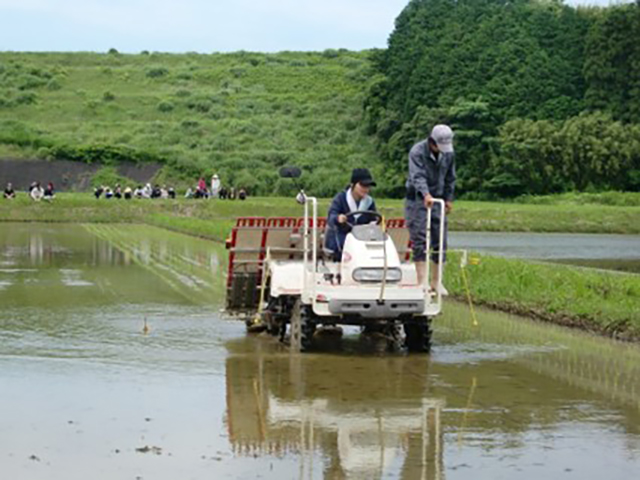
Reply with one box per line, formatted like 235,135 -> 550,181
1,224 -> 639,480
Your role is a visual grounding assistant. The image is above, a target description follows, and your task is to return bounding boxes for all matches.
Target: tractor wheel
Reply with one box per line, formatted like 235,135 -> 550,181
404,317 -> 432,353
385,322 -> 404,352
300,304 -> 317,352
289,299 -> 316,352
263,312 -> 281,336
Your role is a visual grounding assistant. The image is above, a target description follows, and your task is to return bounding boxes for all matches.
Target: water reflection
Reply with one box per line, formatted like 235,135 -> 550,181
0,223 -> 225,307
224,306 -> 640,479
225,342 -> 445,480
1,224 -> 639,479
438,304 -> 640,419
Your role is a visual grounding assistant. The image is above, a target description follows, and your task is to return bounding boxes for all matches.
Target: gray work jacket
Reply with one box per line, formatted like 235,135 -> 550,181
405,139 -> 456,201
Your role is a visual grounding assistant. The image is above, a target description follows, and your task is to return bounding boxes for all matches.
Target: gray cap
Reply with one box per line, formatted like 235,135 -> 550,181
431,124 -> 454,153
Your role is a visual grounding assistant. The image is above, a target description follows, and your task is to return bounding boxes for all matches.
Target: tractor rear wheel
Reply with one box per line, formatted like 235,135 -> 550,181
404,317 -> 432,353
300,304 -> 316,352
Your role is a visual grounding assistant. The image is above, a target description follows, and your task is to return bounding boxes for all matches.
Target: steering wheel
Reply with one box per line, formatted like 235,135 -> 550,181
344,210 -> 383,228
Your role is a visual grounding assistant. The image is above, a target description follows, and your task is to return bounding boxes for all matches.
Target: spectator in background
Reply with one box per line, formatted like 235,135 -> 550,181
228,187 -> 236,200
238,188 -> 247,201
142,183 -> 152,199
151,184 -> 162,199
30,182 -> 44,201
134,185 -> 144,198
3,182 -> 16,199
114,184 -> 122,199
185,186 -> 194,199
94,185 -> 104,199
168,186 -> 176,199
160,185 -> 169,199
196,177 -> 208,198
219,186 -> 228,200
124,186 -> 133,200
104,187 -> 113,199
43,182 -> 55,201
211,174 -> 221,199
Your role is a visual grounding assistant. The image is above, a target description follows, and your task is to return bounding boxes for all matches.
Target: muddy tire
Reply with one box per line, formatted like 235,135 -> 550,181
290,299 -> 316,352
404,317 -> 432,353
263,312 -> 281,336
385,322 -> 404,352
300,303 -> 316,352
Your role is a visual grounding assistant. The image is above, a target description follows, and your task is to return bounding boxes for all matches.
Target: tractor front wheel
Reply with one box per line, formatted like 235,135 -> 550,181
290,299 -> 316,352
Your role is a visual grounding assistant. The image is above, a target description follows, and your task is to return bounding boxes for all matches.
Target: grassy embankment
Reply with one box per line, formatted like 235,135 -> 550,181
1,192 -> 639,340
2,191 -> 640,237
0,51 -> 381,196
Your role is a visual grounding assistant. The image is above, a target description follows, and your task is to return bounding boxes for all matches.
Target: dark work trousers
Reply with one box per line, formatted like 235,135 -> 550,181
404,198 -> 447,264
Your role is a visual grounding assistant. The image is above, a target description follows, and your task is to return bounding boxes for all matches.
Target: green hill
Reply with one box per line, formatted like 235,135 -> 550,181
0,50 -> 380,196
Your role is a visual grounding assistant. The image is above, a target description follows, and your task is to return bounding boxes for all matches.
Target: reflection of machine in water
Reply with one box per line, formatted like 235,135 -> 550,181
225,340 -> 445,480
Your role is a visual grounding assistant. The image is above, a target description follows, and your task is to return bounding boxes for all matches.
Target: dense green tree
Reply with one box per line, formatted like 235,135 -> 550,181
490,113 -> 640,196
366,0 -> 639,196
584,4 -> 640,123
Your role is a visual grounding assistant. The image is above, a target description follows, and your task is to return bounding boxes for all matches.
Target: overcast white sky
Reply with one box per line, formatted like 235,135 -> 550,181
0,0 -> 631,53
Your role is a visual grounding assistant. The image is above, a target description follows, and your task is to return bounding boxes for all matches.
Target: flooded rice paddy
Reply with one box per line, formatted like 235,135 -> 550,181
1,223 -> 639,479
451,232 -> 640,273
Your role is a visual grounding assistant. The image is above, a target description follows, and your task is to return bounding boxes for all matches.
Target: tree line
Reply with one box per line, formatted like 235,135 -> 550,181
365,0 -> 640,197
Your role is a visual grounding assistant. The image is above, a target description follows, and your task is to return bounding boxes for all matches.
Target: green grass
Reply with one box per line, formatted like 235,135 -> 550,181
1,193 -> 639,235
514,191 -> 640,207
445,253 -> 640,340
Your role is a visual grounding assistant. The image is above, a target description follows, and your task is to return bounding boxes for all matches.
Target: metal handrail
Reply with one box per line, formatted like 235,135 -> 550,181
302,196 -> 318,307
425,198 -> 446,311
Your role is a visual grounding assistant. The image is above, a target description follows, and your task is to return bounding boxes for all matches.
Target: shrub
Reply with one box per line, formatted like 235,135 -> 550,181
180,119 -> 200,129
91,166 -> 132,188
186,98 -> 211,113
108,48 -> 119,55
322,49 -> 339,59
17,73 -> 47,90
36,146 -> 52,160
157,100 -> 174,112
146,67 -> 169,78
102,91 -> 116,102
230,67 -> 246,78
14,92 -> 38,105
84,99 -> 99,111
46,78 -> 62,91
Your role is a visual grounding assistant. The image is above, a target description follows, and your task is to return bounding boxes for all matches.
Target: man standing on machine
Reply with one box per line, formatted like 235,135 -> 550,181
405,124 -> 456,295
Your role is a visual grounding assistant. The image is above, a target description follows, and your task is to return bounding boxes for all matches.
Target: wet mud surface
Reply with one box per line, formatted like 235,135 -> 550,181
1,224 -> 639,479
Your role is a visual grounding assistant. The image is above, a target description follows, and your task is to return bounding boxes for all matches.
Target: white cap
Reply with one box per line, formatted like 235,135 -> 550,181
213,174 -> 219,178
431,124 -> 454,153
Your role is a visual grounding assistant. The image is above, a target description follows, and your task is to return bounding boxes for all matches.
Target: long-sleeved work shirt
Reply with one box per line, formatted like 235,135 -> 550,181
405,140 -> 456,201
325,189 -> 377,260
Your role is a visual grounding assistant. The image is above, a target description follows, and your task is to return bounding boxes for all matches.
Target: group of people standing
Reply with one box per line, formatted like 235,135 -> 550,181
326,124 -> 456,295
3,181 -> 55,201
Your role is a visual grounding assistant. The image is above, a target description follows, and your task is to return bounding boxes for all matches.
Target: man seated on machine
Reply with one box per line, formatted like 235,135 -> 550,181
324,168 -> 379,262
